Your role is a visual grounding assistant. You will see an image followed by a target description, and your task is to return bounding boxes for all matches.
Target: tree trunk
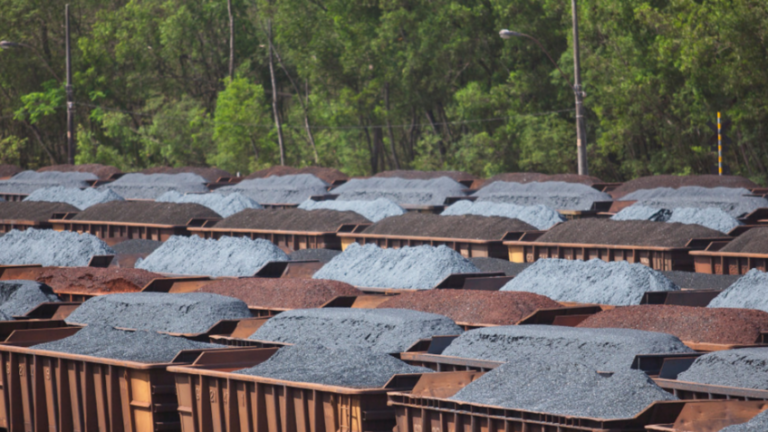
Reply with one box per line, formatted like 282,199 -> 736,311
227,0 -> 234,81
272,43 -> 319,163
383,82 -> 400,169
267,19 -> 286,165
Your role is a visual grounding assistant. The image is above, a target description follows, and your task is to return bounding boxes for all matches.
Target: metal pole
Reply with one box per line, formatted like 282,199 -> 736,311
65,4 -> 75,165
717,112 -> 722,176
571,0 -> 588,176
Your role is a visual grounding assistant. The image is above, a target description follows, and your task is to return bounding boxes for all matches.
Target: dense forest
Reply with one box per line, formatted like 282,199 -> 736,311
1,0 -> 767,182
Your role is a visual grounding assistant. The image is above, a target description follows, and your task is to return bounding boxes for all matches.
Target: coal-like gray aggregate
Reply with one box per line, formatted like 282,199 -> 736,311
613,205 -> 741,233
0,229 -> 114,267
450,359 -> 676,419
217,174 -> 329,204
155,191 -> 262,217
65,292 -> 253,334
677,348 -> 768,390
332,177 -> 466,206
313,243 -> 479,289
136,235 -> 289,277
661,270 -> 740,290
288,248 -> 341,263
620,186 -> 768,217
298,198 -> 404,222
235,345 -> 431,388
472,181 -> 612,211
469,257 -> 531,276
248,308 -> 463,353
441,325 -> 693,372
0,280 -> 60,317
98,173 -> 209,199
33,325 -> 222,362
719,409 -> 768,432
441,200 -> 564,230
612,205 -> 672,222
112,239 -> 163,255
0,171 -> 97,195
708,269 -> 768,312
667,207 -> 742,234
24,186 -> 124,210
501,259 -> 679,306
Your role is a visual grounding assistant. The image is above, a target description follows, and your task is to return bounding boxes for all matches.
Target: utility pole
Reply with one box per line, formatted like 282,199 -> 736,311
227,0 -> 234,81
65,4 -> 75,165
571,0 -> 588,176
500,0 -> 590,176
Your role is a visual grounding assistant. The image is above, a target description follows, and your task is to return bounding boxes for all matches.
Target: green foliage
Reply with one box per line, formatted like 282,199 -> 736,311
2,0 -> 768,183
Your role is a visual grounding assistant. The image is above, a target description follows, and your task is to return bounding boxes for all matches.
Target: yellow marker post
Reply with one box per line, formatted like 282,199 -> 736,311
717,112 -> 722,176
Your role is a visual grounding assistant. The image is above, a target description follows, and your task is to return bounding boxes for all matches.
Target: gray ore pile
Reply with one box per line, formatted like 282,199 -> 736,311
136,235 -> 289,277
217,174 -> 329,204
24,186 -> 124,210
248,308 -> 463,353
97,173 -> 209,199
0,171 -> 97,195
0,229 -> 114,267
65,292 -> 253,334
708,269 -> 768,312
441,200 -> 564,230
661,270 -> 740,290
331,177 -> 466,206
235,345 -> 431,388
471,181 -> 611,211
450,359 -> 676,419
155,191 -> 262,217
313,243 -> 479,289
0,280 -> 60,319
33,325 -> 222,363
440,325 -> 693,372
612,205 -> 741,234
618,186 -> 768,217
501,259 -> 679,306
298,198 -> 405,222
677,348 -> 768,390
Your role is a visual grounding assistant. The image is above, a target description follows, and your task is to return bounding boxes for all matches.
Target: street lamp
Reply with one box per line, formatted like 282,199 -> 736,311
0,4 -> 75,165
499,1 -> 589,175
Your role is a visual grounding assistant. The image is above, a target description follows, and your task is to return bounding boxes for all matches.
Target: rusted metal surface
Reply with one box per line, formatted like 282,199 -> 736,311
648,356 -> 768,401
252,260 -> 325,278
640,290 -> 722,307
0,193 -> 28,202
692,249 -> 768,275
168,347 -> 425,432
0,329 -> 232,432
504,238 -> 724,272
516,305 -> 603,325
356,272 -> 507,295
387,372 -> 725,432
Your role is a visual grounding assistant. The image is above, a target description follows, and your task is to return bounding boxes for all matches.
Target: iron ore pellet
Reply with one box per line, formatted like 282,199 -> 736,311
450,359 -> 676,419
677,348 -> 768,390
235,345 -> 431,388
441,325 -> 693,372
248,308 -> 463,353
65,292 -> 252,334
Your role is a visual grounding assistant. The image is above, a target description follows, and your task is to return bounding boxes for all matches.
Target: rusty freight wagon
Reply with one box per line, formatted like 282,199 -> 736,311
504,219 -> 729,271
0,201 -> 80,234
0,329 -> 240,432
338,213 -> 542,259
387,372 -> 735,432
50,201 -> 221,245
188,208 -> 371,252
692,227 -> 768,275
168,347 -> 427,432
